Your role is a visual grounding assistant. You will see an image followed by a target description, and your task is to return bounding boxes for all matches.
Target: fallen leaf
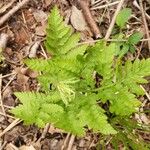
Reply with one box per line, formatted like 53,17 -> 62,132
44,0 -> 53,8
70,6 -> 87,31
33,10 -> 48,24
35,25 -> 46,36
15,67 -> 29,91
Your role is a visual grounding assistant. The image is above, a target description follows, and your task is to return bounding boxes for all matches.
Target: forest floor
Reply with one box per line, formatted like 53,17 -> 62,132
0,0 -> 150,149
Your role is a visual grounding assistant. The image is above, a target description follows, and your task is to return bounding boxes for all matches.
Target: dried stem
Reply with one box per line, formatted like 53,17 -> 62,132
139,0 -> 150,51
0,0 -> 30,27
77,0 -> 102,38
105,0 -> 125,40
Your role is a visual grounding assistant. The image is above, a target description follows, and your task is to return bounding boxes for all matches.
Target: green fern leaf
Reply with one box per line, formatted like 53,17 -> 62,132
99,84 -> 141,116
45,6 -> 83,55
24,59 -> 52,72
11,92 -> 64,127
118,59 -> 150,95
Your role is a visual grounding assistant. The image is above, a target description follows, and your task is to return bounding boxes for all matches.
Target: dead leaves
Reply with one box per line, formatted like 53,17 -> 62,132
70,6 -> 87,31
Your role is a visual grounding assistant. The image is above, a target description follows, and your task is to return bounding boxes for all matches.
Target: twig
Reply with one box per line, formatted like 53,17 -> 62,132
0,74 -> 6,118
0,118 -> 21,137
61,133 -> 70,150
36,123 -> 50,143
0,0 -> 30,27
91,0 -> 105,7
91,1 -> 120,10
0,111 -> 15,119
2,73 -> 17,93
139,0 -> 150,51
105,0 -> 125,40
0,72 -> 16,79
0,103 -> 14,109
7,143 -> 19,150
77,0 -> 102,38
79,38 -> 150,45
0,0 -> 16,14
67,134 -> 75,150
140,85 -> 150,102
0,141 -> 7,150
133,0 -> 150,20
40,44 -> 48,59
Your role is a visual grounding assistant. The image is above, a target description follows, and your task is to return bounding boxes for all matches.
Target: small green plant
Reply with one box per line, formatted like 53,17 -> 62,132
116,8 -> 132,29
11,6 -> 150,148
115,8 -> 143,56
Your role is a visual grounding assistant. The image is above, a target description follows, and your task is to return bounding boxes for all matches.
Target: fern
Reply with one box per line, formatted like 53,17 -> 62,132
11,6 -> 150,140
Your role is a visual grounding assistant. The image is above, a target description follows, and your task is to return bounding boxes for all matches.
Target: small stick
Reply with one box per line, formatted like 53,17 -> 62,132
0,111 -> 15,119
0,103 -> 14,109
67,134 -> 75,150
0,0 -> 16,14
36,123 -> 50,143
79,38 -> 150,45
0,74 -> 6,118
140,85 -> 150,102
133,0 -> 150,20
0,141 -> 7,150
7,143 -> 19,150
40,45 -> 48,59
91,1 -> 120,10
0,118 -> 21,137
105,0 -> 125,40
77,0 -> 102,38
139,0 -> 150,51
0,0 -> 30,27
91,0 -> 105,7
2,74 -> 17,93
0,72 -> 16,79
61,133 -> 71,150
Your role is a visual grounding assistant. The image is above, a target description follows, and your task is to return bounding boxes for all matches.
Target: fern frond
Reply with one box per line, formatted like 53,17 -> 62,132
79,105 -> 117,135
86,42 -> 116,84
54,94 -> 116,136
117,58 -> 150,95
65,44 -> 87,59
25,59 -> 52,72
11,92 -> 64,126
98,84 -> 141,116
45,6 -> 84,55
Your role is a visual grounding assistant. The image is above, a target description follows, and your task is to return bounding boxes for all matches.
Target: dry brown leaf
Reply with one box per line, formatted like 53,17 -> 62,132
33,10 -> 48,24
70,6 -> 87,31
44,0 -> 53,8
35,25 -> 46,36
15,67 -> 29,91
26,69 -> 38,78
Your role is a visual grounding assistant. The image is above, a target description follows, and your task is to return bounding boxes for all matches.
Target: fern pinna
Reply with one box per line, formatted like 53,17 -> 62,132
11,6 -> 150,137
